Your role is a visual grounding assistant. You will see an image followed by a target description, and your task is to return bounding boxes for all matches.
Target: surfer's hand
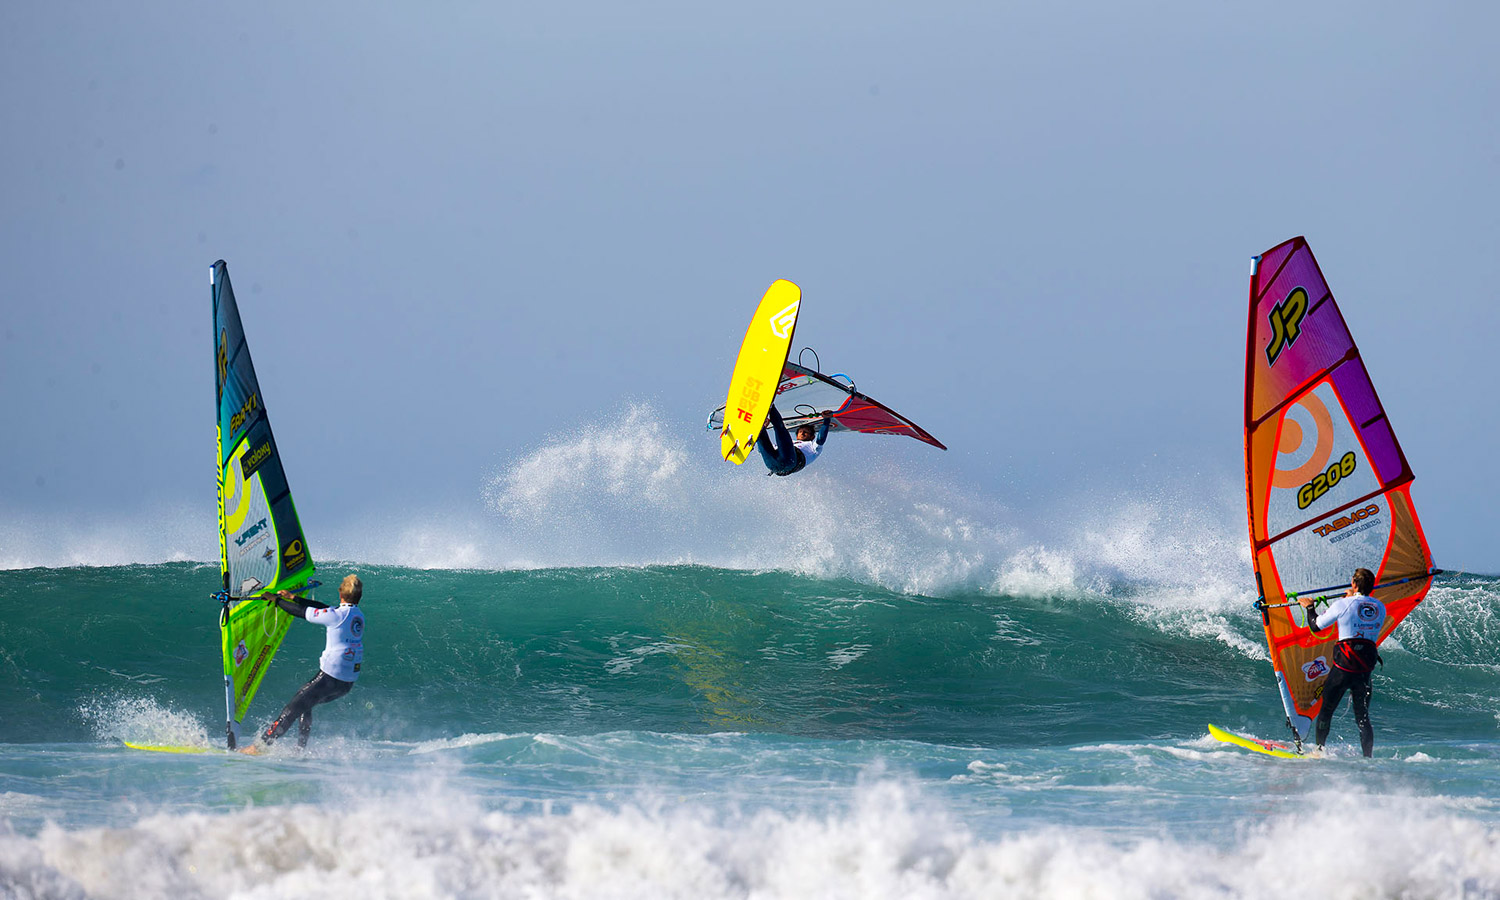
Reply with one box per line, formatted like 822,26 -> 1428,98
1297,596 -> 1314,610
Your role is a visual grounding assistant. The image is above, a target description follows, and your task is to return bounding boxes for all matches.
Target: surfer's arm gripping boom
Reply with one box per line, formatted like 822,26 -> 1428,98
1254,569 -> 1444,611
269,591 -> 328,618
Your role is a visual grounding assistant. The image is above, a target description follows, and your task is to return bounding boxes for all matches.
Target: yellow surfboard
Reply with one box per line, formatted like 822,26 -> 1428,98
124,740 -> 266,756
123,741 -> 212,754
719,280 -> 802,464
1206,723 -> 1307,759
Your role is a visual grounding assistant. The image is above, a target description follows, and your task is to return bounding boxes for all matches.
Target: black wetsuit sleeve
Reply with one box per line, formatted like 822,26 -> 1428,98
273,597 -> 329,618
1306,608 -> 1326,633
815,418 -> 830,446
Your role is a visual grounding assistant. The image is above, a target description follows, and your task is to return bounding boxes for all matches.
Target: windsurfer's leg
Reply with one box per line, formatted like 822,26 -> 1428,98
768,406 -> 794,461
290,674 -> 353,748
1351,675 -> 1374,757
264,673 -> 322,745
758,407 -> 798,473
1314,670 -> 1351,748
757,429 -> 780,468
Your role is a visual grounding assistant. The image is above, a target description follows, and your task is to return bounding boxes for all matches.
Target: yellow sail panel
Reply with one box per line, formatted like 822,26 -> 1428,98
221,597 -> 295,722
719,280 -> 801,464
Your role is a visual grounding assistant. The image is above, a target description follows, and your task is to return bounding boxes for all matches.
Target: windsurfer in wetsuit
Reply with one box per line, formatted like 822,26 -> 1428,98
257,574 -> 365,749
758,406 -> 832,476
1299,567 -> 1385,757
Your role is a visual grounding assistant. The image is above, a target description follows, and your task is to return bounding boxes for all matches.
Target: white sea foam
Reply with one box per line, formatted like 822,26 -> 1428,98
1,780 -> 1497,900
406,731 -> 518,755
79,694 -> 211,749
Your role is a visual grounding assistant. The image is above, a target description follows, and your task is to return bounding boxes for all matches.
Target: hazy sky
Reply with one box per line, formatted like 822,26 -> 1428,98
2,1 -> 1496,569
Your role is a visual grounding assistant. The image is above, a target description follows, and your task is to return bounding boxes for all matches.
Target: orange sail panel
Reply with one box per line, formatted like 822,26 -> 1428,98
1244,237 -> 1435,740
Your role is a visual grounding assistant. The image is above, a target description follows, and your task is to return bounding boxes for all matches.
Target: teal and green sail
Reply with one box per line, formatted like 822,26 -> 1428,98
213,260 -> 315,746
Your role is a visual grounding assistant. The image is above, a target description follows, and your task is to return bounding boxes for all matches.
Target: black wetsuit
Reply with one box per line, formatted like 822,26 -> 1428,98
1309,598 -> 1384,757
262,597 -> 355,748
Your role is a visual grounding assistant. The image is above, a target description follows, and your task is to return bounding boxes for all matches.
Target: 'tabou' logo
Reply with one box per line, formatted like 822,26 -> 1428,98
769,299 -> 799,340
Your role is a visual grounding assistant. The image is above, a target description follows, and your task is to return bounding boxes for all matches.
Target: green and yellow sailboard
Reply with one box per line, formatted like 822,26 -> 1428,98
212,260 -> 315,750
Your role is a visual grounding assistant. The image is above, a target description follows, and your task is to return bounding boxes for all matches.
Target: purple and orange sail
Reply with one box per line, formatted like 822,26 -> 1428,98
1244,237 -> 1436,742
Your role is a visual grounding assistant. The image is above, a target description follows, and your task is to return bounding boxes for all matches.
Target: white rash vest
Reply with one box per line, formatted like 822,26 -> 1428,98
307,603 -> 364,682
793,440 -> 822,467
1313,592 -> 1386,643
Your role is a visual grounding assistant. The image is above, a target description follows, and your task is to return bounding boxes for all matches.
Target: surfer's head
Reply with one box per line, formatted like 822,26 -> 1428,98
796,425 -> 815,441
1352,568 -> 1375,595
340,574 -> 363,605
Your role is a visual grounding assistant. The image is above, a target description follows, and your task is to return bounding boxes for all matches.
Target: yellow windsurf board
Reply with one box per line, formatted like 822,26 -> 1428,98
123,740 -> 270,756
719,279 -> 801,464
1207,723 -> 1306,759
123,741 -> 212,754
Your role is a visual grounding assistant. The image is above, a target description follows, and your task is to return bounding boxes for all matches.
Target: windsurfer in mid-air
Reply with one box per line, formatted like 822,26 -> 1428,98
758,406 -> 832,476
1299,567 -> 1386,757
250,574 -> 365,751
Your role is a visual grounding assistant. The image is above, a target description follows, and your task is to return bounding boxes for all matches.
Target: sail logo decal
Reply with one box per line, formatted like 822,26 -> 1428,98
229,392 -> 261,438
1297,451 -> 1357,509
282,539 -> 307,572
217,331 -> 229,390
1271,393 -> 1335,489
734,376 -> 764,426
769,299 -> 800,340
1312,503 -> 1381,540
233,639 -> 249,667
235,518 -> 268,547
1301,656 -> 1329,681
243,645 -> 273,692
240,441 -> 272,479
1265,287 -> 1309,366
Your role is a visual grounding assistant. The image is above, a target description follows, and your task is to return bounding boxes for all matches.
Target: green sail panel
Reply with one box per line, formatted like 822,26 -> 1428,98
213,260 -> 315,728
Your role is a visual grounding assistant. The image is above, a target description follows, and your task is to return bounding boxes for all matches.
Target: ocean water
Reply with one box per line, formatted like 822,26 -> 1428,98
3,423 -> 1499,899
2,560 -> 1498,899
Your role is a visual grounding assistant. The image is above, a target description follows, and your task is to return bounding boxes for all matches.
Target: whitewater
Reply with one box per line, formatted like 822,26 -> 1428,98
3,409 -> 1498,899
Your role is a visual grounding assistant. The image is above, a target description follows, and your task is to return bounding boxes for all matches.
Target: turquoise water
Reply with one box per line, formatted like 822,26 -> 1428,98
2,563 -> 1498,898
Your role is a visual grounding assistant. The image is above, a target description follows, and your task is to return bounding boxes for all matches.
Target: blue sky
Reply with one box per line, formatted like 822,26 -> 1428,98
1,1 -> 1495,569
